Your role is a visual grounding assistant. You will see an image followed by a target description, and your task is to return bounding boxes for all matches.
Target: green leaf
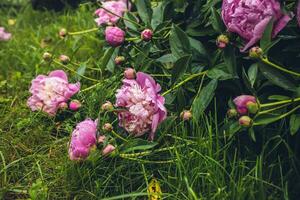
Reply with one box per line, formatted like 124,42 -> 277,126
107,48 -> 119,73
151,1 -> 170,29
210,7 -> 225,33
124,12 -> 139,31
260,18 -> 274,50
254,113 -> 282,125
188,37 -> 208,60
100,47 -> 115,70
122,139 -> 158,153
290,114 -> 300,135
173,0 -> 188,13
156,54 -> 176,63
267,95 -> 290,101
135,0 -> 152,24
169,24 -> 191,59
192,79 -> 218,120
171,55 -> 192,84
207,63 -> 236,80
75,63 -> 87,81
223,46 -> 237,76
248,127 -> 256,142
258,62 -> 297,92
248,63 -> 258,87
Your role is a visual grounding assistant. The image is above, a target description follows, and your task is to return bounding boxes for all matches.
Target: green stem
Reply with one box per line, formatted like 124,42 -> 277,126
126,37 -> 139,41
260,97 -> 300,108
53,60 -> 99,82
111,130 -> 128,142
256,104 -> 290,115
162,71 -> 207,96
68,28 -> 98,36
260,57 -> 300,77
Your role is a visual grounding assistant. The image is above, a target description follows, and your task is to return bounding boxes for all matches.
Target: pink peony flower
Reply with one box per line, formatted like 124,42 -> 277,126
105,26 -> 125,47
233,95 -> 257,115
222,0 -> 293,51
27,70 -> 80,116
115,72 -> 167,140
0,27 -> 11,41
297,1 -> 300,26
94,0 -> 129,26
69,119 -> 97,160
102,144 -> 116,156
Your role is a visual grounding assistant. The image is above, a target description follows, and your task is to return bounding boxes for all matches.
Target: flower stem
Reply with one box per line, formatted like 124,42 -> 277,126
260,97 -> 300,108
68,28 -> 99,36
260,57 -> 300,77
162,71 -> 207,96
111,130 -> 128,142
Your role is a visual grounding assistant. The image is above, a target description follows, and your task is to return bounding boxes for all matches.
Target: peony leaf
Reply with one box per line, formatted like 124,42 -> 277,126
248,63 -> 258,87
210,7 -> 225,33
169,24 -> 191,59
75,63 -> 86,81
135,0 -> 152,25
290,114 -> 300,136
171,54 -> 192,84
223,46 -> 237,76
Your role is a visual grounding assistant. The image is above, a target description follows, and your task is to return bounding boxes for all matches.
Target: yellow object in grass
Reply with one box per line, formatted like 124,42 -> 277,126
148,178 -> 162,200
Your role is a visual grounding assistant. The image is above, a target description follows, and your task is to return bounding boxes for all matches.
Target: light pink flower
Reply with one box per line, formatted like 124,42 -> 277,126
102,144 -> 116,156
105,26 -> 125,46
27,70 -> 80,115
69,119 -> 97,160
0,27 -> 11,41
115,72 -> 167,140
94,0 -> 129,26
233,95 -> 257,115
297,1 -> 300,26
222,0 -> 292,51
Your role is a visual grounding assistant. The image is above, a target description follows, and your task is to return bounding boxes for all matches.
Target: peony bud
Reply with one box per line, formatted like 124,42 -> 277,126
180,110 -> 192,121
114,56 -> 125,65
102,144 -> 116,156
43,52 -> 52,62
105,26 -> 125,47
69,100 -> 81,111
124,68 -> 136,79
58,102 -> 68,110
239,116 -> 252,127
103,123 -> 113,132
141,29 -> 153,41
8,19 -> 16,26
59,55 -> 70,65
101,101 -> 114,111
249,46 -> 263,58
233,95 -> 257,115
59,28 -> 68,38
246,101 -> 258,114
216,34 -> 229,49
97,135 -> 106,144
227,109 -> 238,118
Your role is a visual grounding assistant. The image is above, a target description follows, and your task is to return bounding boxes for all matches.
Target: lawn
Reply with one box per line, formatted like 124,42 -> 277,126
1,0 -> 300,199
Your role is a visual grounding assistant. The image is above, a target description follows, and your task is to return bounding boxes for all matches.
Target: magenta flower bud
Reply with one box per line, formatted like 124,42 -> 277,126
227,109 -> 238,118
58,102 -> 68,110
233,95 -> 257,115
249,46 -> 263,58
68,119 -> 97,160
124,68 -> 136,79
103,123 -> 113,132
97,135 -> 106,144
114,56 -> 125,65
239,116 -> 252,127
141,29 -> 153,41
101,101 -> 114,111
105,26 -> 125,47
180,110 -> 192,121
69,100 -> 81,111
216,34 -> 229,49
102,144 -> 116,156
43,52 -> 52,62
59,28 -> 67,38
59,55 -> 70,65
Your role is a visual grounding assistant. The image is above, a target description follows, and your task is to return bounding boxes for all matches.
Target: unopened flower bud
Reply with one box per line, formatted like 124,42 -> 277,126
249,46 -> 263,58
239,116 -> 252,127
58,102 -> 68,110
97,135 -> 106,144
59,28 -> 68,38
43,52 -> 52,62
69,100 -> 81,111
124,68 -> 136,79
141,29 -> 153,41
102,144 -> 116,156
103,123 -> 113,132
180,110 -> 192,121
8,19 -> 16,26
227,109 -> 238,118
216,34 -> 229,48
59,55 -> 70,65
105,26 -> 125,47
246,101 -> 258,114
114,56 -> 125,65
101,101 -> 114,111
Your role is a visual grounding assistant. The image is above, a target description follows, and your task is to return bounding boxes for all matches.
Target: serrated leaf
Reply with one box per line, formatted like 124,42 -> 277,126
192,79 -> 218,120
171,55 -> 192,84
169,24 -> 191,59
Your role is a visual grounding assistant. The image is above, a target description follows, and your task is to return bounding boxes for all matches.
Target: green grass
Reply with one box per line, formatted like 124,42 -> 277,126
0,3 -> 299,200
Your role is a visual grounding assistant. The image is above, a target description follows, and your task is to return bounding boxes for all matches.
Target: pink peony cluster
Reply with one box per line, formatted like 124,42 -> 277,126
222,0 -> 292,51
233,95 -> 257,115
94,0 -> 129,26
115,72 -> 167,140
105,26 -> 125,46
0,27 -> 11,41
27,70 -> 80,115
69,119 -> 97,160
